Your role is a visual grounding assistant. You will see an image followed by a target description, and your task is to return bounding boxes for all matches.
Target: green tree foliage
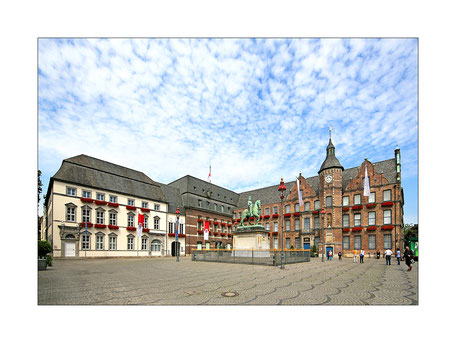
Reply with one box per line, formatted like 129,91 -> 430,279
38,240 -> 52,257
404,223 -> 418,242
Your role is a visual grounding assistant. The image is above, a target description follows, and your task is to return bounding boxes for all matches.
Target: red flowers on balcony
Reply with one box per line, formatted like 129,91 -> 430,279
197,230 -> 203,235
126,205 -> 136,210
284,213 -> 292,218
214,221 -> 219,225
178,234 -> 186,237
95,200 -> 107,205
126,226 -> 136,231
80,197 -> 93,203
342,207 -> 350,212
197,219 -> 204,223
272,231 -> 278,235
272,214 -> 279,218
79,222 -> 93,228
107,202 -> 119,208
381,201 -> 394,207
352,205 -> 363,210
221,222 -> 226,226
352,227 -> 363,231
108,225 -> 119,230
95,224 -> 106,228
221,233 -> 226,236
143,228 -> 150,233
227,224 -> 232,227
343,228 -> 350,232
367,226 -> 377,231
366,203 -> 376,209
228,233 -> 232,237
213,232 -> 219,236
293,212 -> 300,217
140,207 -> 150,212
263,215 -> 270,219
381,225 -> 394,230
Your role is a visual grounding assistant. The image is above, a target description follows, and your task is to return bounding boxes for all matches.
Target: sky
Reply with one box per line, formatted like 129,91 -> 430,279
38,38 -> 418,223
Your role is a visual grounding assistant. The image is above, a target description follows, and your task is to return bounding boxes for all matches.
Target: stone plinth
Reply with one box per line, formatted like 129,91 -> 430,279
233,225 -> 269,250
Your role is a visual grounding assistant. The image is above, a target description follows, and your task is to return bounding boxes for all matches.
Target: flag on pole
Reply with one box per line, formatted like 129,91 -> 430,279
138,213 -> 144,237
85,219 -> 87,235
363,165 -> 370,197
297,178 -> 304,207
207,165 -> 211,183
204,221 -> 209,241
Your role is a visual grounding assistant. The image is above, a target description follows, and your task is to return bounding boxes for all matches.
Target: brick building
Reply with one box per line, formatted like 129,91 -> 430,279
234,138 -> 404,257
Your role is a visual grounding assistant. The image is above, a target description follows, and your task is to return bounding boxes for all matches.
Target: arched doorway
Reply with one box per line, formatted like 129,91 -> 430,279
171,241 -> 181,256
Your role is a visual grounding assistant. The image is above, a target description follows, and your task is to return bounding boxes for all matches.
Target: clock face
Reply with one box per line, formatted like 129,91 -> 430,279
325,175 -> 333,183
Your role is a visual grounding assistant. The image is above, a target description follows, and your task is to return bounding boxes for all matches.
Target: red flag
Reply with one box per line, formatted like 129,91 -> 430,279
138,213 -> 144,226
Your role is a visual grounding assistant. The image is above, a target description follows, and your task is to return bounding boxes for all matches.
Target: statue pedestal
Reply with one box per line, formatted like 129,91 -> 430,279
233,225 -> 269,251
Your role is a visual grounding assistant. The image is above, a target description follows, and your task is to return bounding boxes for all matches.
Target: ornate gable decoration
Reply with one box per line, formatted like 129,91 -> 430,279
345,160 -> 389,191
287,176 -> 315,202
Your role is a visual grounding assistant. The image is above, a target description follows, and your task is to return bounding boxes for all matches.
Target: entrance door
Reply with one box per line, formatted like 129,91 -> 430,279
171,241 -> 180,256
303,243 -> 310,250
65,242 -> 76,257
326,246 -> 333,258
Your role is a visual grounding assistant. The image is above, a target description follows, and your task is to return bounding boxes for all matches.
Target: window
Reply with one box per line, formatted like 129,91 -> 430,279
304,218 -> 310,232
96,235 -> 104,250
205,242 -> 210,250
354,213 -> 361,226
96,210 -> 104,224
285,220 -> 290,231
295,238 -> 301,249
369,192 -> 375,203
154,217 -> 159,230
304,202 -> 310,211
384,234 -> 392,249
142,237 -> 148,250
109,195 -> 117,203
343,214 -> 349,227
97,193 -> 105,201
237,212 -> 241,219
221,205 -> 224,213
368,212 -> 376,225
179,223 -> 184,234
151,240 -> 161,252
383,210 -> 392,224
354,235 -> 361,249
383,190 -> 391,201
81,235 -> 90,250
314,200 -> 320,210
314,237 -> 320,248
198,199 -> 202,208
314,217 -> 320,230
285,205 -> 290,213
326,196 -> 332,207
66,205 -> 76,222
168,222 -> 174,233
368,235 -> 376,249
273,238 -> 278,250
109,212 -> 117,226
294,203 -> 300,212
295,218 -> 300,230
127,237 -> 134,250
265,207 -> 270,215
66,187 -> 76,196
354,194 -> 361,205
206,201 -> 210,209
343,236 -> 350,249
343,196 -> 349,206
273,206 -> 278,214
82,206 -> 91,223
128,199 -> 135,206
154,204 -> 160,211
286,238 -> 291,249
82,190 -> 91,198
128,214 -> 135,227
265,222 -> 270,231
214,203 -> 217,211
142,201 -> 148,209
273,222 -> 278,232
109,236 -> 117,250
144,216 -> 148,228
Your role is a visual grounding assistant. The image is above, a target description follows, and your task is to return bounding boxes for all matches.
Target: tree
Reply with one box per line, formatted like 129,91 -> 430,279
404,224 -> 418,242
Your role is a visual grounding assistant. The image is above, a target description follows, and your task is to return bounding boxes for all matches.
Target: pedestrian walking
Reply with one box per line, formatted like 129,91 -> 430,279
360,249 -> 365,263
396,249 -> 401,265
329,250 -> 333,261
385,248 -> 392,265
376,250 -> 380,259
353,250 -> 358,263
338,251 -> 342,260
404,246 -> 414,271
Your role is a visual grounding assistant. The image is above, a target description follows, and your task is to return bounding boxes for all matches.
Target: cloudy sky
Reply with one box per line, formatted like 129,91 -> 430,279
38,38 -> 417,223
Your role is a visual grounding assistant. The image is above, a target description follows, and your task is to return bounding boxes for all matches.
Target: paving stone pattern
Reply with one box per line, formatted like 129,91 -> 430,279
38,257 -> 418,305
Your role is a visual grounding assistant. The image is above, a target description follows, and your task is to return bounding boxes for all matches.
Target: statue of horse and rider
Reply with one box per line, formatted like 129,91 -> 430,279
239,196 -> 261,226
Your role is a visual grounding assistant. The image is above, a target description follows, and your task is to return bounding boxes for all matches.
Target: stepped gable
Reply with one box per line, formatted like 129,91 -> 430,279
53,154 -> 167,202
287,175 -> 318,202
343,158 -> 396,191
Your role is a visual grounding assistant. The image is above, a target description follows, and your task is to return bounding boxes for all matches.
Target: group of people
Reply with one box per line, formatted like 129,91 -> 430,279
349,246 -> 414,271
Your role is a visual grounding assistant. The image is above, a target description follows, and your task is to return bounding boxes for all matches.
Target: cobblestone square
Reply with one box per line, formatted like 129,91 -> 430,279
38,256 -> 418,305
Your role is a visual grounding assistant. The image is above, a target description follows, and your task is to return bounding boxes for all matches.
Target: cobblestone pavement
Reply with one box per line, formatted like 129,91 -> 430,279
38,256 -> 418,305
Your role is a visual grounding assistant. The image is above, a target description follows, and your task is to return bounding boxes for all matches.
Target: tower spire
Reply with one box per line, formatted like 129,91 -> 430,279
329,126 -> 332,139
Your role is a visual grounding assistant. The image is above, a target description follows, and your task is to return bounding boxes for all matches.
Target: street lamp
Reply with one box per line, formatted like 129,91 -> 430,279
175,207 -> 180,262
320,208 -> 326,262
278,178 -> 287,269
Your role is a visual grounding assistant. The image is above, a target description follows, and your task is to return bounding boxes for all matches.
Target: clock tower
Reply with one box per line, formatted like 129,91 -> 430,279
318,131 -> 344,256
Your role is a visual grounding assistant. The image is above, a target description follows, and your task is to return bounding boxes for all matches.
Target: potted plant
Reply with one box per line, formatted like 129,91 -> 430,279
311,244 -> 318,257
38,240 -> 52,270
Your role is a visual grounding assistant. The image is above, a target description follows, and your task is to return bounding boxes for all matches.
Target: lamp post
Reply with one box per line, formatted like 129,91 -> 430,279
278,178 -> 287,269
175,207 -> 180,262
320,209 -> 326,262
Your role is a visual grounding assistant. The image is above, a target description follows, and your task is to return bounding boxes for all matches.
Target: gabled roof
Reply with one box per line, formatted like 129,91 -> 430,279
157,182 -> 186,215
51,154 -> 167,202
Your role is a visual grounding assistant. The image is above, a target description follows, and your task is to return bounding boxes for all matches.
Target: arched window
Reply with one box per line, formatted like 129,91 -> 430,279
151,239 -> 161,252
65,234 -> 75,239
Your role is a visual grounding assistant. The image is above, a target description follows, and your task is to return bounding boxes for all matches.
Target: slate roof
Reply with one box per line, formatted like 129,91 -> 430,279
157,182 -> 186,215
51,154 -> 167,203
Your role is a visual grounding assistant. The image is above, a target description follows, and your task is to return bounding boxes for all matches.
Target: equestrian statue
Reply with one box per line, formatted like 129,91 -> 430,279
239,196 -> 262,226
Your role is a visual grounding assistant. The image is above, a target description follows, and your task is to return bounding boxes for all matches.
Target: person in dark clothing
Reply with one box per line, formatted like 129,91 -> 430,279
404,246 -> 414,271
338,251 -> 342,260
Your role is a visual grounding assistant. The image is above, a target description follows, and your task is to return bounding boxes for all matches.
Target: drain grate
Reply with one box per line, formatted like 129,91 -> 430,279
185,290 -> 203,295
221,291 -> 239,297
